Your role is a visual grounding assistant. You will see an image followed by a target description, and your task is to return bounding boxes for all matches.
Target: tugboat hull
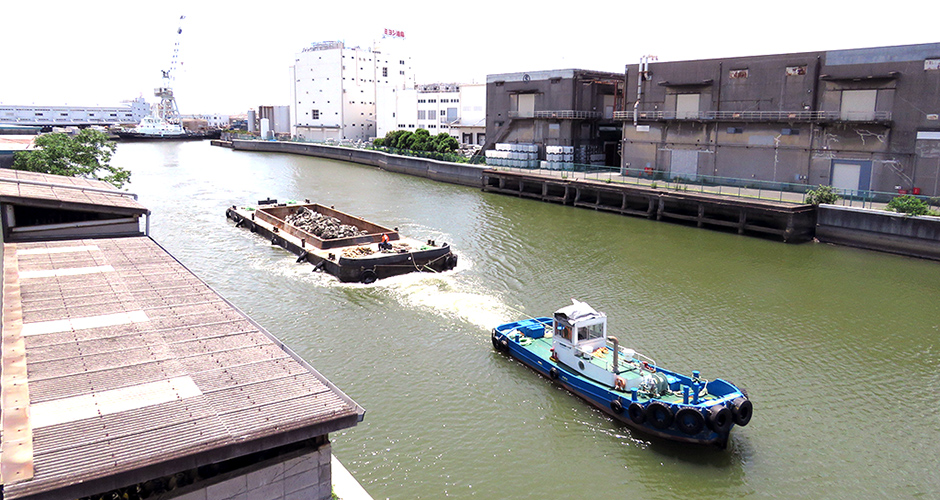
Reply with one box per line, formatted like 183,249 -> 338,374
492,311 -> 751,448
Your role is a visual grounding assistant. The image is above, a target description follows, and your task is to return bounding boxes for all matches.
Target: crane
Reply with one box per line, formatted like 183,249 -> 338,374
153,15 -> 186,125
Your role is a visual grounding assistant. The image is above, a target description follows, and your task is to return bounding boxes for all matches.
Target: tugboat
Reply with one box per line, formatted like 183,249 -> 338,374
492,300 -> 752,448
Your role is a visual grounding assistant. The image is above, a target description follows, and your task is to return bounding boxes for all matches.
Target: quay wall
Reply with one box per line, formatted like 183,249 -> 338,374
816,205 -> 940,261
218,140 -> 940,262
229,140 -> 487,188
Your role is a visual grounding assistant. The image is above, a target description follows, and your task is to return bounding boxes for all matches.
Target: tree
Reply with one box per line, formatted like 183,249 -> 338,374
12,129 -> 130,188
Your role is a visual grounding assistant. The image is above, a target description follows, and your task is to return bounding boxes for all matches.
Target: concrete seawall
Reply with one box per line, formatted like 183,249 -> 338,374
229,140 -> 487,188
816,205 -> 940,261
217,139 -> 940,262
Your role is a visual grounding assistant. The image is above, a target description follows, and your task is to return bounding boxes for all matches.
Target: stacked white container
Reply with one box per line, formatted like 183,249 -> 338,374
486,143 -> 540,168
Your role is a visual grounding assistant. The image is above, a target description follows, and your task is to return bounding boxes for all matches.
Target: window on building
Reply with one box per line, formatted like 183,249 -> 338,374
400,71 -> 405,75
418,110 -> 426,120
312,110 -> 320,119
440,110 -> 446,116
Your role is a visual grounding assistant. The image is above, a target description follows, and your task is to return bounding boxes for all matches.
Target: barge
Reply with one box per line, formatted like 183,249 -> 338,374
492,300 -> 752,448
226,200 -> 457,283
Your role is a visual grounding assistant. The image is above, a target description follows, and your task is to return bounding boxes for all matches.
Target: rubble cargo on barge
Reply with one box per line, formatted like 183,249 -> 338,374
226,201 -> 457,283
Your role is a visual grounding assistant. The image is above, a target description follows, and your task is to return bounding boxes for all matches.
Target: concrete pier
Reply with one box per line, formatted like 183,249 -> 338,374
481,170 -> 817,242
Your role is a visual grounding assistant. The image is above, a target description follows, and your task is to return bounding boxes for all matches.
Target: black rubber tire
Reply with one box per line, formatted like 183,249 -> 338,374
628,402 -> 646,425
499,338 -> 508,351
646,402 -> 674,430
731,398 -> 753,426
491,333 -> 501,351
360,269 -> 377,284
707,405 -> 733,433
610,398 -> 624,414
549,367 -> 559,380
675,408 -> 706,435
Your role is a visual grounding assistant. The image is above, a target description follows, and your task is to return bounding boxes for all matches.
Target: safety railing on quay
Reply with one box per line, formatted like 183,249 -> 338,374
487,163 -> 932,209
220,134 -> 933,210
612,110 -> 892,123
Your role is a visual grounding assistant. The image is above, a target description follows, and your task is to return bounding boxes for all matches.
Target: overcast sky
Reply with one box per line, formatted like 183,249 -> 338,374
2,1 -> 936,115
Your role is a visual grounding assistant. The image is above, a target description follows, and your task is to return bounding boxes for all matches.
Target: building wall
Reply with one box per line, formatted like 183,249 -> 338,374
485,69 -> 624,164
0,98 -> 150,126
173,444 -> 333,500
291,41 -> 413,142
621,43 -> 940,196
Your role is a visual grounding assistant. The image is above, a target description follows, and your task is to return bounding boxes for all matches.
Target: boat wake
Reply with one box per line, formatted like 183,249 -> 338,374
233,228 -> 513,331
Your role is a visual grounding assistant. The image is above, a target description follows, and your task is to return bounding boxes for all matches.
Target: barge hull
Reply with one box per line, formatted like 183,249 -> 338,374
226,205 -> 456,283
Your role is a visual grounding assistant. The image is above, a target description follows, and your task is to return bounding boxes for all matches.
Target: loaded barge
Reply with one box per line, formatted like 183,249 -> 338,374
226,200 -> 457,283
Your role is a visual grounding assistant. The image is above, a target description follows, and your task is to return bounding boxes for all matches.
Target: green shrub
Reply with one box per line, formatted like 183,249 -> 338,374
805,185 -> 840,205
886,195 -> 930,216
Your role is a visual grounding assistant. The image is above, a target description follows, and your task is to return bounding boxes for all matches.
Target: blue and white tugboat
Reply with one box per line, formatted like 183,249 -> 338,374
492,300 -> 752,447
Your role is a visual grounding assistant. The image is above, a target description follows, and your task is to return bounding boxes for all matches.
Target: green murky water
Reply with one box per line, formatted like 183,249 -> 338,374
117,141 -> 940,499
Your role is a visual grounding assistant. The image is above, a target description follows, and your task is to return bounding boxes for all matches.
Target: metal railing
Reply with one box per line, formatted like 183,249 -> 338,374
508,110 -> 602,119
489,163 -> 933,209
613,110 -> 892,123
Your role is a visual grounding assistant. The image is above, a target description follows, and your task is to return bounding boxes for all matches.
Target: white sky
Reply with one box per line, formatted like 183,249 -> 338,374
2,1 -> 936,115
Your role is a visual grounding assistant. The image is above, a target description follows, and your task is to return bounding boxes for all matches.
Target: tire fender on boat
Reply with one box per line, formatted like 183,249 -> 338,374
549,367 -> 559,380
707,405 -> 733,433
610,398 -> 624,414
360,268 -> 377,284
731,397 -> 753,426
627,402 -> 646,425
675,407 -> 706,435
646,402 -> 673,430
491,331 -> 501,351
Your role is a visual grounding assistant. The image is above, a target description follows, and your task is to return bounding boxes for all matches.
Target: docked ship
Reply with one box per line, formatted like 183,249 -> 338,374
116,16 -> 211,141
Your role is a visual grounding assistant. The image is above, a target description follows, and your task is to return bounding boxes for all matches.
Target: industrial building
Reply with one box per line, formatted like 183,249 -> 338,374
290,40 -> 414,142
0,98 -> 150,129
391,82 -> 486,145
617,43 -> 940,197
484,69 -> 625,167
289,40 -> 485,145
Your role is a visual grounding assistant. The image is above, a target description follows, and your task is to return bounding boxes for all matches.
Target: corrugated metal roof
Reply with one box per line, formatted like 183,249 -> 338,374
1,236 -> 363,499
0,169 -> 148,215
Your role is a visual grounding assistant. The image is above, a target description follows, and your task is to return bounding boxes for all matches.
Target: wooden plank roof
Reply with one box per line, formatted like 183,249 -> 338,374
0,236 -> 363,499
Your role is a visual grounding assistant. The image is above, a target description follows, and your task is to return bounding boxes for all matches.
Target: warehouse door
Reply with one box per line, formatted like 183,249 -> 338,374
830,160 -> 871,195
840,90 -> 876,121
676,94 -> 700,119
670,150 -> 698,180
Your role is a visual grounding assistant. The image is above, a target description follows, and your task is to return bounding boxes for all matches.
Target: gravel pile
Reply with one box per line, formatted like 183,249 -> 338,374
285,207 -> 368,239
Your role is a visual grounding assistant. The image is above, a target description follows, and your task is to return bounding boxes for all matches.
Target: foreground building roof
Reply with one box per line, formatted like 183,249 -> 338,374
1,236 -> 364,499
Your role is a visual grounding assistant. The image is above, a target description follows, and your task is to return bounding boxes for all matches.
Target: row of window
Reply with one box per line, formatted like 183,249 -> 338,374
32,112 -> 125,117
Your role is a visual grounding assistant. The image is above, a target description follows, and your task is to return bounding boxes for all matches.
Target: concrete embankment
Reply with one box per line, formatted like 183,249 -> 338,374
228,139 -> 487,188
816,205 -> 940,261
214,139 -> 940,261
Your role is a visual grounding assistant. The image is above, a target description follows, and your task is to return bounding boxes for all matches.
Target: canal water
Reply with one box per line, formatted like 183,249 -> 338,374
116,141 -> 939,499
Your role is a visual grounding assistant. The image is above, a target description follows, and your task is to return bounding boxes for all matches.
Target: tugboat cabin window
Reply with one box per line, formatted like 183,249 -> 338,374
577,322 -> 604,342
556,323 -> 572,341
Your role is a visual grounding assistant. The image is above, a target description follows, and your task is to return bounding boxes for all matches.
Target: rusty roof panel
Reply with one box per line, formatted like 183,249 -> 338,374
1,236 -> 362,499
